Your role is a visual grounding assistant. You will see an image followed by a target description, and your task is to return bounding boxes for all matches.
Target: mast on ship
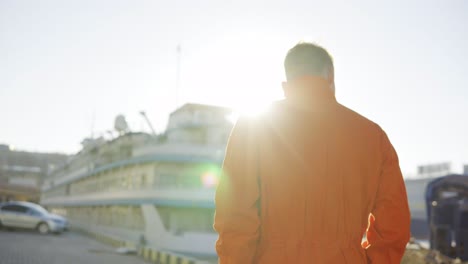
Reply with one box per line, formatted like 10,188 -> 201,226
175,44 -> 181,108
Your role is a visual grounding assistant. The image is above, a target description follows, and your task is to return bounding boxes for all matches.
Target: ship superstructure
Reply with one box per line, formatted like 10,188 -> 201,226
41,103 -> 233,257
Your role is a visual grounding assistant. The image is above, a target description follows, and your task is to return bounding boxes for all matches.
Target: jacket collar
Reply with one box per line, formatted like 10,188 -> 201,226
284,76 -> 337,110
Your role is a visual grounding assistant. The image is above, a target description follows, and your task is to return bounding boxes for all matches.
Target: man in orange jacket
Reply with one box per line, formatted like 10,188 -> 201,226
214,42 -> 411,263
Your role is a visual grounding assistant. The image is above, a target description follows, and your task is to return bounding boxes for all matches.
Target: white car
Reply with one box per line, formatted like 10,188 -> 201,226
0,201 -> 68,234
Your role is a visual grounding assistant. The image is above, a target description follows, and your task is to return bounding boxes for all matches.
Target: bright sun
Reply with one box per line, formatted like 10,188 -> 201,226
187,33 -> 286,118
224,99 -> 271,124
236,99 -> 272,117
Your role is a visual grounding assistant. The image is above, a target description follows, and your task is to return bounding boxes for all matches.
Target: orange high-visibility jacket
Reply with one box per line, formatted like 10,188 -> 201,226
214,89 -> 411,264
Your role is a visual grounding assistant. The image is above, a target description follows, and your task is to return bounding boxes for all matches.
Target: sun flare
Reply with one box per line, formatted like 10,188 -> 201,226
236,99 -> 272,117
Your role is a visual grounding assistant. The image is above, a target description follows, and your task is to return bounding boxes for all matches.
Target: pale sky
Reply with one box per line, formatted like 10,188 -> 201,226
1,0 -> 467,176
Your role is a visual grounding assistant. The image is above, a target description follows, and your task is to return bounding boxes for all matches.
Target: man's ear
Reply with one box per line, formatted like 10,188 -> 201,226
282,81 -> 289,98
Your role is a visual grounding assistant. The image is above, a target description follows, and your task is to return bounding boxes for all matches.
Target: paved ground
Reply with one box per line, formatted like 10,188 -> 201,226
0,229 -> 149,264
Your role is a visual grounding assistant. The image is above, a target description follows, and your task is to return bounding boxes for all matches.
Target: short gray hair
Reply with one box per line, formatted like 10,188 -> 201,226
284,42 -> 334,81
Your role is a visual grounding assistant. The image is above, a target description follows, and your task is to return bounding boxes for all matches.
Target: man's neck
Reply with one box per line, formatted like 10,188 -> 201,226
286,77 -> 337,110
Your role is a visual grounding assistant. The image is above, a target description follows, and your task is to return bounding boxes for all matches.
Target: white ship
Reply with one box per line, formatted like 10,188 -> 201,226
41,103 -> 234,259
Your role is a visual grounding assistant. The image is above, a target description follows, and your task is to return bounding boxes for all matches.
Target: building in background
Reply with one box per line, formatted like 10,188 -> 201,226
40,103 -> 233,259
405,177 -> 434,239
417,162 -> 451,178
0,145 -> 67,202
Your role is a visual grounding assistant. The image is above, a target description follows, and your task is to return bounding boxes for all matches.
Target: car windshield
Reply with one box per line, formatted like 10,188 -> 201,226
30,205 -> 49,216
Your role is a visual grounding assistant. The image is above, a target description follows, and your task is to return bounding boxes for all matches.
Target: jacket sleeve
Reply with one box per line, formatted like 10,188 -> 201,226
363,130 -> 411,264
213,118 -> 260,264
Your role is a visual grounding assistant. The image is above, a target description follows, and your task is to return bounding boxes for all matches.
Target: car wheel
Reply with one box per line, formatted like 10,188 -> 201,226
37,222 -> 49,234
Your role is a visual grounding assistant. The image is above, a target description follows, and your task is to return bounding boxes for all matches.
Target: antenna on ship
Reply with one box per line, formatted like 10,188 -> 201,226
175,44 -> 181,108
139,111 -> 156,136
90,110 -> 96,138
114,115 -> 130,136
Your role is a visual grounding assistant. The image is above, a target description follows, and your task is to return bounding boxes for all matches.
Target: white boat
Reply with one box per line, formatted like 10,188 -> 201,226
41,103 -> 234,259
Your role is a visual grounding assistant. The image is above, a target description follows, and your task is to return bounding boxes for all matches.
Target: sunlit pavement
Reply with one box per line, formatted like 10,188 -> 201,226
0,229 -> 149,264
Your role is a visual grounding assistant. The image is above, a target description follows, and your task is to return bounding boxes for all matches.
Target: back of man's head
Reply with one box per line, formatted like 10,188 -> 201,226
284,42 -> 334,81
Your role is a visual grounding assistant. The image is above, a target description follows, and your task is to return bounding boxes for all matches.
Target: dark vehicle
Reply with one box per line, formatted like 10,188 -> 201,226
0,201 -> 68,234
426,174 -> 468,262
